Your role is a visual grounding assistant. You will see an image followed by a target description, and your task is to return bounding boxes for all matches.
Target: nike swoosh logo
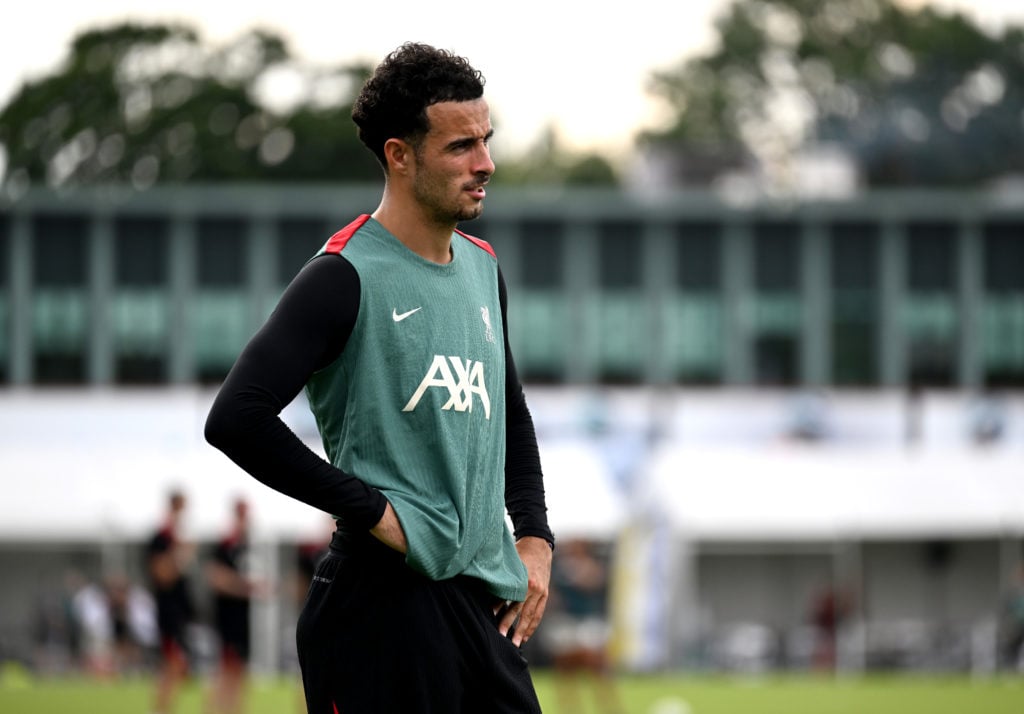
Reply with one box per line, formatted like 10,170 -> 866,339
392,307 -> 422,322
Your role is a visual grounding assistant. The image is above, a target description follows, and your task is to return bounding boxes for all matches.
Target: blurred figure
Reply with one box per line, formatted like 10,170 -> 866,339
146,488 -> 197,714
105,573 -> 158,675
967,389 -> 1006,447
904,383 -> 924,447
809,582 -> 851,672
67,569 -> 116,678
546,538 -> 625,714
32,575 -> 76,675
205,497 -> 265,714
1000,563 -> 1024,672
785,391 -> 830,443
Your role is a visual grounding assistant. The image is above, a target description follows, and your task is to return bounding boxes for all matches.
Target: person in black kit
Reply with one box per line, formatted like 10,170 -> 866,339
105,573 -> 148,675
206,497 -> 262,714
146,489 -> 196,714
205,42 -> 554,713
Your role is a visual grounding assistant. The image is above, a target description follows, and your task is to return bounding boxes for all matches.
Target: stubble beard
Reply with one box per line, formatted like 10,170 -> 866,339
414,174 -> 484,225
427,196 -> 480,226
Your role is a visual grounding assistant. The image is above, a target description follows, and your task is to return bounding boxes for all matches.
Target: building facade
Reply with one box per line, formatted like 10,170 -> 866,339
2,184 -> 1023,389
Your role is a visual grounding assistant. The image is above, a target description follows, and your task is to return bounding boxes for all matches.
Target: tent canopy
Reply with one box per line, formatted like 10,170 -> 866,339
1,388 -> 1020,543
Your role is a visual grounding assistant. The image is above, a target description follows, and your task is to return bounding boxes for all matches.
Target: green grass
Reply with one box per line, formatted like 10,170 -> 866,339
535,673 -> 1024,714
1,666 -> 1022,714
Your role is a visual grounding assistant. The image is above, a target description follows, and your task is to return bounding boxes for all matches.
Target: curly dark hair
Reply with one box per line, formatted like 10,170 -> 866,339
352,42 -> 486,169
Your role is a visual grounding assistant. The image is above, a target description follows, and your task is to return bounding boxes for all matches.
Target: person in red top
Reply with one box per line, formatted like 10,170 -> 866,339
206,497 -> 265,714
145,489 -> 196,714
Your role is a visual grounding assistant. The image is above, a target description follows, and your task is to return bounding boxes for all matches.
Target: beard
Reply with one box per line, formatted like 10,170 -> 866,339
412,168 -> 486,225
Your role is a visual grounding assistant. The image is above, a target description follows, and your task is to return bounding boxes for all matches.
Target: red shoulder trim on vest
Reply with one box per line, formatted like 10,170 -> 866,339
456,228 -> 496,259
324,214 -> 371,254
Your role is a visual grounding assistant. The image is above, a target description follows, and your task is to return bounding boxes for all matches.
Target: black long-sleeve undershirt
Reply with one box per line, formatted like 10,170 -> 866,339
205,253 -> 553,545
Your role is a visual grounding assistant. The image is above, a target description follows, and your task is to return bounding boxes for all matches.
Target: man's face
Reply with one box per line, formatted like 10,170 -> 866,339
409,98 -> 495,225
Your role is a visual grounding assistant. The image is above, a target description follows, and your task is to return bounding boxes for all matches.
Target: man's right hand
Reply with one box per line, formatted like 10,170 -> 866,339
370,501 -> 407,553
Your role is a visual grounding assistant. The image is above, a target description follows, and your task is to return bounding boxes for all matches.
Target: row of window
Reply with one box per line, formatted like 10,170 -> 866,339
0,213 -> 1022,387
477,218 -> 1024,293
5,215 -> 1023,293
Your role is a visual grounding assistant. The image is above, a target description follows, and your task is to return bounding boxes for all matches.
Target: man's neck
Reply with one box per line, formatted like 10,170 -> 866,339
372,197 -> 454,264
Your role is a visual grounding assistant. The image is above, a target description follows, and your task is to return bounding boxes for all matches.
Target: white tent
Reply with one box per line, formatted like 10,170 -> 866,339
1,388 -> 335,542
0,389 -> 626,543
645,444 -> 1024,541
1,387 -> 1021,543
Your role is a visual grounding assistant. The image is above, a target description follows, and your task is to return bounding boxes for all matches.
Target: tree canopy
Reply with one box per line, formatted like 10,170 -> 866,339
0,23 -> 384,191
0,23 -> 619,192
640,0 -> 1024,188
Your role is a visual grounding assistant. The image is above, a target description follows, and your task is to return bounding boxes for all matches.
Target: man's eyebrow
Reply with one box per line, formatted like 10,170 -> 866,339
447,129 -> 495,150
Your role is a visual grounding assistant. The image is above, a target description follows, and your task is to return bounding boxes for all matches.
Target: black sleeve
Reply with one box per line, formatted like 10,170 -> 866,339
499,267 -> 555,548
212,540 -> 233,568
147,531 -> 170,558
204,254 -> 388,531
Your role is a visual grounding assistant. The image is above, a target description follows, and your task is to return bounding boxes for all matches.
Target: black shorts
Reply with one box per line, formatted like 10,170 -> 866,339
215,598 -> 250,661
296,529 -> 542,714
155,584 -> 193,657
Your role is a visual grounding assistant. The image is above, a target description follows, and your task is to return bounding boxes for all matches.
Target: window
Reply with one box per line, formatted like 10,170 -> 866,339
831,222 -> 879,385
907,222 -> 955,293
0,215 -> 8,383
984,222 -> 1024,294
754,221 -> 799,292
905,222 -> 957,386
595,221 -> 645,382
116,217 -> 168,287
114,217 -> 170,383
675,222 -> 720,292
982,222 -> 1024,387
197,218 -> 246,287
194,217 -> 248,383
515,220 -> 567,382
753,222 -> 800,385
670,222 -> 723,384
32,214 -> 89,383
519,220 -> 565,290
598,220 -> 641,289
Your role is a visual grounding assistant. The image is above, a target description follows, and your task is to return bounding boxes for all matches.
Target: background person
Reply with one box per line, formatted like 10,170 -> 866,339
546,538 -> 625,714
146,489 -> 197,714
206,497 -> 265,714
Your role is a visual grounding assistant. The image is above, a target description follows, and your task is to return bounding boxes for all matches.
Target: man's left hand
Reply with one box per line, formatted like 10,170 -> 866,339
497,536 -> 552,647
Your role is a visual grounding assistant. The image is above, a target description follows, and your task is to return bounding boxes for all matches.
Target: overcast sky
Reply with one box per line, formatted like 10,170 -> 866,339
2,0 -> 1023,158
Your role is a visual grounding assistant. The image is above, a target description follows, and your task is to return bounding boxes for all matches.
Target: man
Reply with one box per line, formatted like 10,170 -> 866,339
206,498 -> 261,714
1002,563 -> 1024,671
546,538 -> 625,714
205,42 -> 554,712
146,489 -> 196,714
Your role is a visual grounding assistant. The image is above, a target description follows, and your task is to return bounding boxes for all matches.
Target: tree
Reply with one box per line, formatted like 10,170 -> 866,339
492,124 -> 620,187
0,23 -> 616,191
0,22 -> 379,189
639,0 -> 1024,188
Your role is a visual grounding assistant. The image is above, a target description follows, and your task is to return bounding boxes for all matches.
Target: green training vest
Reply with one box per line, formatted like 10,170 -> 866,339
305,215 -> 527,601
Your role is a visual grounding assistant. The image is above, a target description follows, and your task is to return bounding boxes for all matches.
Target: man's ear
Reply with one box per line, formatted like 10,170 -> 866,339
383,138 -> 412,174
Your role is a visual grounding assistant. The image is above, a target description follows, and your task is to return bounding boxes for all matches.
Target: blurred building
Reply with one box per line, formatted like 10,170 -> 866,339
1,184 -> 1022,388
1,184 -> 1023,678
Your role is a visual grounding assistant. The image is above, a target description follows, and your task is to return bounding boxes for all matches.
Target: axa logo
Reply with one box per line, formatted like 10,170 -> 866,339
403,355 -> 491,419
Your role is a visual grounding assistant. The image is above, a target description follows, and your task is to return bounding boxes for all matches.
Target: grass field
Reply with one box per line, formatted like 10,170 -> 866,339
1,667 -> 1022,714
